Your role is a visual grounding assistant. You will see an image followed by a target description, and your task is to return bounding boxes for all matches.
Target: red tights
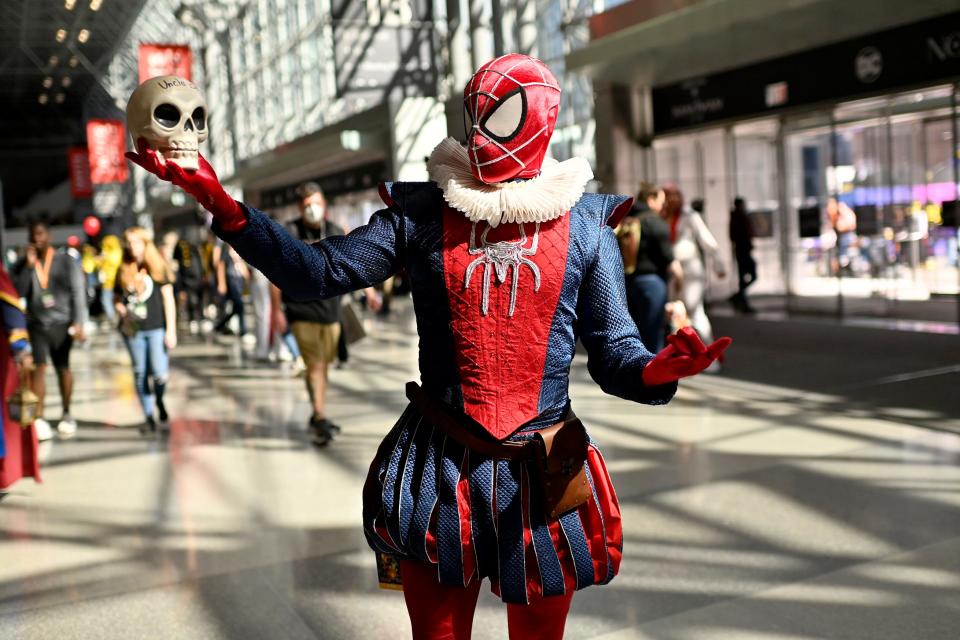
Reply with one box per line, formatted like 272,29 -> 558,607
400,560 -> 573,640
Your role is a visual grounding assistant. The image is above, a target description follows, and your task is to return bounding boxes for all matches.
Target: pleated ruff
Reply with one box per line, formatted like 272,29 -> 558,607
362,404 -> 623,604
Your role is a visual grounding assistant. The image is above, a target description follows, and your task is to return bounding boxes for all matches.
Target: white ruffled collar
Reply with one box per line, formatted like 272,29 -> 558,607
427,137 -> 593,227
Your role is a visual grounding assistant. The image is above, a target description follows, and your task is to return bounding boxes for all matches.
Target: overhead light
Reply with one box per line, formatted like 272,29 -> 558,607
55,93 -> 66,104
38,94 -> 49,104
78,29 -> 90,43
65,0 -> 76,9
49,54 -> 59,66
56,28 -> 67,42
69,56 -> 79,67
90,0 -> 103,10
62,76 -> 72,87
43,76 -> 54,88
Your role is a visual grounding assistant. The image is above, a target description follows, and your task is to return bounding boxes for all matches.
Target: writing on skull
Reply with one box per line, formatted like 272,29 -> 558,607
152,103 -> 206,132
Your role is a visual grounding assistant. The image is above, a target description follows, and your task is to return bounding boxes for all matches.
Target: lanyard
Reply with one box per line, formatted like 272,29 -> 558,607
34,248 -> 54,290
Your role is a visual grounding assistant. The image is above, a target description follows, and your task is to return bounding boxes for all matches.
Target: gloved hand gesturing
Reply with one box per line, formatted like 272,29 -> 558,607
641,326 -> 732,386
125,139 -> 247,232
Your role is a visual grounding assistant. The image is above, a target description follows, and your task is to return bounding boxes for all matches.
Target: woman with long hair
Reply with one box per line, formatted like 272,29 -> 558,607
115,228 -> 177,433
661,185 -> 726,348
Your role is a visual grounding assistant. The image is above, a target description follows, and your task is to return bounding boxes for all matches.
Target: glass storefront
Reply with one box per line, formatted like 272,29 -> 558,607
652,83 -> 960,318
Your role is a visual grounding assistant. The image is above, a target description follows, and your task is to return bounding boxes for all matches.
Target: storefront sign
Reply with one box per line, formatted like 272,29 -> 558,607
653,11 -> 960,133
86,119 -> 128,184
138,44 -> 192,82
68,147 -> 92,198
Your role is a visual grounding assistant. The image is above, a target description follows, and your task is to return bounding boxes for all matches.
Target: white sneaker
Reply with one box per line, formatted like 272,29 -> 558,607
57,416 -> 78,438
34,418 -> 54,442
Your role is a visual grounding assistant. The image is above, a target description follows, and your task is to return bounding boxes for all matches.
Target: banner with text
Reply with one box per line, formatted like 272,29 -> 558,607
138,43 -> 192,82
86,119 -> 129,185
68,147 -> 92,198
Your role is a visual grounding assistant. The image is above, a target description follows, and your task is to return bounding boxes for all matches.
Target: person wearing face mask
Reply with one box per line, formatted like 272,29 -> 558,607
276,182 -> 380,445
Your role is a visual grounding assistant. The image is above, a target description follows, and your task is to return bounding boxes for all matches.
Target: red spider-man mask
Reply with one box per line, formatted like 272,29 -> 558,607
463,54 -> 561,184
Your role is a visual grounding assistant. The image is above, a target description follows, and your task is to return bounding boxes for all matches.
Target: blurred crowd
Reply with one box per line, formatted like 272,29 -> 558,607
0,179 -> 391,480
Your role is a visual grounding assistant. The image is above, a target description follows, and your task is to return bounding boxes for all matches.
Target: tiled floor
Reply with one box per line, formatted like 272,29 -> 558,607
1,305 -> 958,639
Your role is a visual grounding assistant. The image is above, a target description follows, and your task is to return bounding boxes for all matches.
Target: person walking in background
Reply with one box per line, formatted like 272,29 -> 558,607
10,221 -> 87,440
213,243 -> 250,337
115,228 -> 177,434
249,266 -> 272,361
617,183 -> 683,352
200,230 -> 218,327
280,182 -> 379,445
98,234 -> 123,326
661,185 -> 726,350
269,283 -> 304,373
0,264 -> 40,490
172,233 -> 204,335
827,196 -> 857,275
728,197 -> 757,313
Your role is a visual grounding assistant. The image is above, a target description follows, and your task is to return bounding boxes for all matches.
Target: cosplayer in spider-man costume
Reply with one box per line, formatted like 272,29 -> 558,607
128,54 -> 730,640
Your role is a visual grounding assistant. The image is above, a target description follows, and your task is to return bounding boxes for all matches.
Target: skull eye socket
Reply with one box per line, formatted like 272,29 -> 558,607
480,88 -> 526,142
192,107 -> 206,130
153,103 -> 181,128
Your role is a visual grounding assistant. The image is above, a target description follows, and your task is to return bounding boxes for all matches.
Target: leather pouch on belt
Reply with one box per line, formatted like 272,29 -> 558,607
533,416 -> 590,519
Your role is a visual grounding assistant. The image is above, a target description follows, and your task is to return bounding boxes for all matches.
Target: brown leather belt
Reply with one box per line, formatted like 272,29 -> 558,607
405,382 -> 535,460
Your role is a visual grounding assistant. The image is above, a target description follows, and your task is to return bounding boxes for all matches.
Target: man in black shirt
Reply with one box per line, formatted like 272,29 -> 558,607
10,221 -> 88,439
276,182 -> 380,445
618,183 -> 682,353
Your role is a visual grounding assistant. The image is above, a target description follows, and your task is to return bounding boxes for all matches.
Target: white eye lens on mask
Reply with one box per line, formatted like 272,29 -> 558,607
304,203 -> 325,224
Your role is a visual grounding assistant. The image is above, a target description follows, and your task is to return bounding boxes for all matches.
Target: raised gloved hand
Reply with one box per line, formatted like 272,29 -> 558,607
125,139 -> 247,232
641,326 -> 732,386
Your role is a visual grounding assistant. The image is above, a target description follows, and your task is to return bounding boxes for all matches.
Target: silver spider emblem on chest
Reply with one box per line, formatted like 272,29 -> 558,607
464,221 -> 541,317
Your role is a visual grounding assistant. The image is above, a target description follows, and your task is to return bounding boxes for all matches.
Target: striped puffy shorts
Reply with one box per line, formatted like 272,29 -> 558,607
362,404 -> 623,604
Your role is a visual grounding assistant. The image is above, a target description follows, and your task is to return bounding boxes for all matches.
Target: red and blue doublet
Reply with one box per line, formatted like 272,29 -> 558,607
218,178 -> 677,604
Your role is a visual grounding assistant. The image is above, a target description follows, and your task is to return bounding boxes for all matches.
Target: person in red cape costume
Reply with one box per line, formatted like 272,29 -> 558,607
0,265 -> 40,490
127,54 -> 731,640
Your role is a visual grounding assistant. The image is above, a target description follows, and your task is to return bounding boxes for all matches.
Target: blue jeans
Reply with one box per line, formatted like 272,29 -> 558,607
124,328 -> 169,419
281,330 -> 301,359
625,273 -> 668,353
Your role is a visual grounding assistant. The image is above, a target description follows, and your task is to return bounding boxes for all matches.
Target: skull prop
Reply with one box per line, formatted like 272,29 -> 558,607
126,75 -> 208,171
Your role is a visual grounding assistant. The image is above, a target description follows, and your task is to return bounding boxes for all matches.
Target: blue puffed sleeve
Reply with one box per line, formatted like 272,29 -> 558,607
577,223 -> 677,405
215,200 -> 405,302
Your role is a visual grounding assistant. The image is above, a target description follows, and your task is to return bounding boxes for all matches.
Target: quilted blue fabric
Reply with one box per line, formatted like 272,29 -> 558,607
216,184 -> 679,602
218,185 -> 676,420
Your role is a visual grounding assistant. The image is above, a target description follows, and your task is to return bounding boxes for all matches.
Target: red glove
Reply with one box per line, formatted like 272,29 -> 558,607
642,326 -> 732,386
125,138 -> 247,232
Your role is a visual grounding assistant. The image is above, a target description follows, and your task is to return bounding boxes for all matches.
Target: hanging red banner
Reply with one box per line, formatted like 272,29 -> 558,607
138,43 -> 192,82
68,147 -> 93,198
86,119 -> 129,184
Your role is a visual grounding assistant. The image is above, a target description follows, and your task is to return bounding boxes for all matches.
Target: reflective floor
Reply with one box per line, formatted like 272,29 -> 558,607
1,303 -> 959,639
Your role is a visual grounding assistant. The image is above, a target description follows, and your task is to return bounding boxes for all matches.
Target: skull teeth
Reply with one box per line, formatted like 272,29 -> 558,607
160,144 -> 198,152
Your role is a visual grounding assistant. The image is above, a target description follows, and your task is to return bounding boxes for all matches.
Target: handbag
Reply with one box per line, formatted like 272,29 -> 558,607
340,300 -> 366,345
405,382 -> 591,519
531,416 -> 591,519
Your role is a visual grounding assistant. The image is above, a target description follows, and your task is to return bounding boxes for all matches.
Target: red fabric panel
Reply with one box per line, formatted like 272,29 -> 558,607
442,209 -> 570,439
588,446 -> 623,576
521,466 -> 543,599
456,451 -> 477,585
606,197 -> 635,228
426,505 -> 439,563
